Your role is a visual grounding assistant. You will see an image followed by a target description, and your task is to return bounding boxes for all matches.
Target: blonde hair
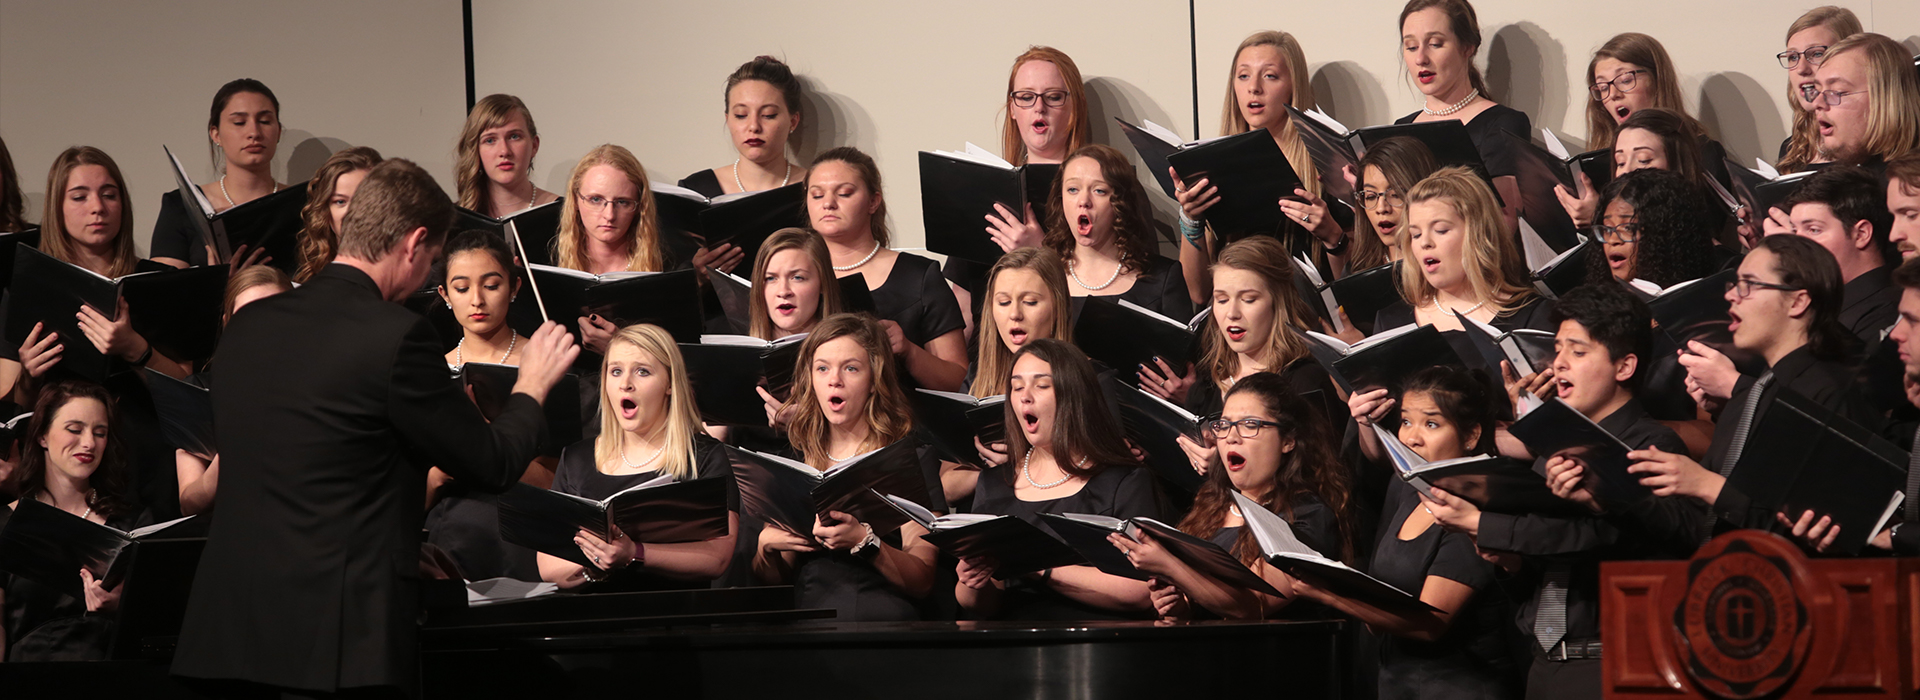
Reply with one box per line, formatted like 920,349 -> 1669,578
784,314 -> 913,469
1218,31 -> 1321,197
295,146 -> 382,284
969,247 -> 1072,397
1779,7 -> 1862,172
748,227 -> 842,340
594,324 -> 704,481
1398,167 -> 1535,315
1001,47 -> 1091,166
554,144 -> 664,273
1582,33 -> 1706,151
1820,33 -> 1920,165
1202,238 -> 1320,390
41,146 -> 137,278
455,94 -> 539,212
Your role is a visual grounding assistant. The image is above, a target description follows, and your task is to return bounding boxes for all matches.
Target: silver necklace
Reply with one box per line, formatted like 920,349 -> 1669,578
733,159 -> 793,191
1068,257 -> 1124,290
454,332 -> 516,366
833,240 -> 882,272
825,442 -> 866,463
618,435 -> 667,469
218,174 -> 280,210
1422,88 -> 1480,117
1442,298 -> 1487,316
1022,449 -> 1083,489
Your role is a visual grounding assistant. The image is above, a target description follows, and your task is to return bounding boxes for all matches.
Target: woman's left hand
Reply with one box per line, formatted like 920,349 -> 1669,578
691,242 -> 746,276
81,568 -> 122,612
76,297 -> 149,363
1110,529 -> 1176,576
1278,187 -> 1338,241
1147,576 -> 1190,621
878,319 -> 910,356
1421,486 -> 1482,538
813,511 -> 870,551
574,527 -> 637,572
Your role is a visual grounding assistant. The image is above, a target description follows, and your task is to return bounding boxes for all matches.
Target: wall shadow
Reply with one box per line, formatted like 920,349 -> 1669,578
1311,61 -> 1391,128
1486,22 -> 1569,134
284,132 -> 352,184
795,77 -> 878,164
1086,75 -> 1181,252
1698,71 -> 1783,165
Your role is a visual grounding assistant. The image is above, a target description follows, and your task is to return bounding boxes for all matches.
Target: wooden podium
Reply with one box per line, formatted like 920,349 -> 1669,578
1600,530 -> 1920,698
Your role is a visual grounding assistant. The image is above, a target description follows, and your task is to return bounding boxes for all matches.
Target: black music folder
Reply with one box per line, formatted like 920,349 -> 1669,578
0,500 -> 199,599
919,146 -> 1060,266
724,440 -> 931,538
1073,297 -> 1206,386
1329,262 -> 1403,337
1645,269 -> 1741,354
1289,111 -> 1495,195
1040,513 -> 1283,597
1529,236 -> 1593,299
1506,397 -> 1651,505
1710,158 -> 1820,219
0,229 -> 42,293
497,475 -> 732,568
517,266 -> 704,344
1371,424 -> 1581,517
455,200 -> 565,268
1304,323 -> 1464,394
875,492 -> 1083,578
653,182 -> 804,267
1284,106 -> 1359,205
143,369 -> 215,459
679,334 -> 809,426
1108,379 -> 1207,494
1116,118 -> 1304,241
1727,389 -> 1907,555
909,389 -> 1006,469
1233,491 -> 1436,614
7,246 -> 226,380
459,362 -> 583,458
164,145 -> 309,273
1453,310 -> 1556,377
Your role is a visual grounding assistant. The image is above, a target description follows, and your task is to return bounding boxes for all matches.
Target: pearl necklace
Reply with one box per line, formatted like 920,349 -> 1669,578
1022,449 -> 1084,489
734,159 -> 793,192
1068,257 -> 1124,291
455,332 -> 517,366
833,241 -> 882,272
825,442 -> 867,463
1229,505 -> 1243,519
618,435 -> 667,469
1422,88 -> 1480,117
218,174 -> 280,210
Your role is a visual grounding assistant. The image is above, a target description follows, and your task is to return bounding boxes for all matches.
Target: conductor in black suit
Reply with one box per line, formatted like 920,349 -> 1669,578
170,158 -> 580,697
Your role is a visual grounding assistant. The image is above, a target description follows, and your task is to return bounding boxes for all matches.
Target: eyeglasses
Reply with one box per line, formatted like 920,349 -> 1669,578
1799,86 -> 1869,106
1589,69 -> 1650,101
577,193 -> 640,213
1590,221 -> 1642,245
1725,278 -> 1801,299
1010,90 -> 1070,108
1355,189 -> 1406,212
1777,45 -> 1831,69
1204,417 -> 1285,439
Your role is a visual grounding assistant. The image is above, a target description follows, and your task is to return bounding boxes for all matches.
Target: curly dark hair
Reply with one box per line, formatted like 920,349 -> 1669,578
1583,168 -> 1716,288
9,381 -> 135,521
1178,373 -> 1354,564
1043,144 -> 1156,278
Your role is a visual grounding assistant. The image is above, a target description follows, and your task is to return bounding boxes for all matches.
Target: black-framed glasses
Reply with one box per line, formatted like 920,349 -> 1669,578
577,193 -> 640,212
1590,69 -> 1650,101
1777,45 -> 1831,69
1590,221 -> 1642,245
1010,90 -> 1070,108
1725,278 -> 1801,299
1204,417 -> 1285,439
1355,189 -> 1405,212
1799,86 -> 1869,106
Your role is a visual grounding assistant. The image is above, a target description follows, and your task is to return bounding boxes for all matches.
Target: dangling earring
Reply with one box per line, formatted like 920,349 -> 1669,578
445,301 -> 453,309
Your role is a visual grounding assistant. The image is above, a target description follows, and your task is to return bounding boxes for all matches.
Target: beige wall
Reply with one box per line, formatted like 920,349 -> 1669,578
2,1 -> 1914,255
0,0 -> 466,256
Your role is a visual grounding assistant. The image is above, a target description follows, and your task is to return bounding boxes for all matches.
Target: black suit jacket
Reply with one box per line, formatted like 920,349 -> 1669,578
171,265 -> 547,692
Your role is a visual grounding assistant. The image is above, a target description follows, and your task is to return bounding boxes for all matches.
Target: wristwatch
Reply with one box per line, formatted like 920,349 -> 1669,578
851,524 -> 882,559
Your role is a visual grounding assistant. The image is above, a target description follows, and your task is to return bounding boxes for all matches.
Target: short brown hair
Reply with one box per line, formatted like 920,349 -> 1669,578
336,159 -> 455,262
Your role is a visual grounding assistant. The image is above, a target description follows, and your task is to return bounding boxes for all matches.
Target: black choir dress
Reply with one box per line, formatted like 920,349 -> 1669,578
676,170 -> 726,199
779,443 -> 952,620
1374,295 -> 1558,375
547,434 -> 737,593
860,252 -> 967,347
0,505 -> 151,662
968,462 -> 1162,620
1365,479 -> 1517,699
1395,104 -> 1532,182
151,191 -> 208,266
1064,255 -> 1194,322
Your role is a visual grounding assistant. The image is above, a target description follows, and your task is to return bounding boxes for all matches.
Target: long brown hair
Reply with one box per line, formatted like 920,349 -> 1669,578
999,339 -> 1138,481
1349,136 -> 1440,270
295,146 -> 382,283
1583,33 -> 1706,151
1778,7 -> 1863,172
0,135 -> 25,232
1218,31 -> 1321,198
1201,238 -> 1318,391
784,314 -> 913,468
969,247 -> 1072,397
9,381 -> 134,521
748,227 -> 841,340
1398,0 -> 1490,98
455,94 -> 539,212
1616,108 -> 1708,190
1178,373 -> 1352,565
1001,46 -> 1091,166
804,147 -> 892,248
1043,144 -> 1156,276
554,144 -> 664,273
41,146 -> 137,278
1398,167 -> 1535,315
